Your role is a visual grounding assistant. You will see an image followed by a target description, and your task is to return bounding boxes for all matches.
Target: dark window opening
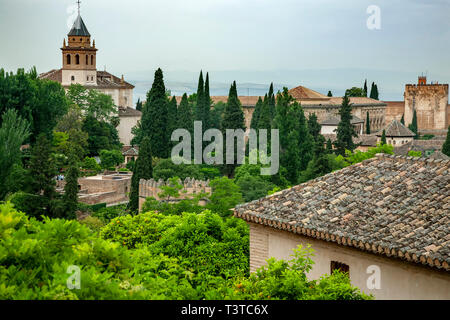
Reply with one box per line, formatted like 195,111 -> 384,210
86,55 -> 88,65
71,76 -> 75,81
91,55 -> 94,65
75,54 -> 80,65
331,261 -> 349,276
66,54 -> 71,64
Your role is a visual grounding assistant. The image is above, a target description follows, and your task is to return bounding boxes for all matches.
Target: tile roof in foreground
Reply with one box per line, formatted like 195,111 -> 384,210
377,120 -> 415,137
234,154 -> 450,271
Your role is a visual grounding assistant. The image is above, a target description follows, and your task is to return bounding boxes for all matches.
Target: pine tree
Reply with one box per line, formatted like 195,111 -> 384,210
326,138 -> 333,153
139,68 -> 169,157
250,97 -> 263,129
258,94 -> 272,131
307,113 -> 321,142
29,134 -> 57,213
136,98 -> 143,111
408,109 -> 418,139
203,72 -> 211,130
195,71 -> 204,122
369,82 -> 375,99
334,95 -> 357,156
366,111 -> 371,134
327,91 -> 333,97
222,81 -> 245,177
381,129 -> 387,145
128,136 -> 153,213
268,83 -> 276,120
442,126 -> 450,157
363,79 -> 368,97
63,150 -> 79,219
167,96 -> 178,146
177,93 -> 193,134
401,114 -> 405,125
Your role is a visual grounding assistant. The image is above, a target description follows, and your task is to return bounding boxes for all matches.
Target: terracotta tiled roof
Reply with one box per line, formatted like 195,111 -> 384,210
122,145 -> 139,156
321,115 -> 364,125
395,139 -> 445,156
38,69 -> 135,90
288,86 -> 329,100
234,154 -> 450,271
377,120 -> 415,137
119,106 -> 142,117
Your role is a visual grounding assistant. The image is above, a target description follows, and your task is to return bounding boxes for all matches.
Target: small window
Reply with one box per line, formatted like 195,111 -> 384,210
91,55 -> 94,65
86,55 -> 88,65
331,261 -> 349,275
71,76 -> 75,81
87,76 -> 89,81
80,38 -> 82,41
75,54 -> 80,65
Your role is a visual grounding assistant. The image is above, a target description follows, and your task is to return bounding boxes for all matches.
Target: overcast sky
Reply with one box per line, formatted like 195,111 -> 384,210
0,0 -> 449,100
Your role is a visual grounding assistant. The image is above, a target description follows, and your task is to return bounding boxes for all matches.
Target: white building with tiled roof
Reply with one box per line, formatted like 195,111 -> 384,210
39,11 -> 138,146
234,154 -> 450,299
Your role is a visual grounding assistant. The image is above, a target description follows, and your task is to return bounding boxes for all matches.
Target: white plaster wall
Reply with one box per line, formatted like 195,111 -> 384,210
62,69 -> 97,86
117,116 -> 140,145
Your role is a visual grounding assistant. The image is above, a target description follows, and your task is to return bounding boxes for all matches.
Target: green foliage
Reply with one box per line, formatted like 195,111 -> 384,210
443,126 -> 450,157
250,97 -> 263,129
418,134 -> 434,140
81,156 -> 101,173
79,216 -> 106,232
408,109 -> 418,139
158,177 -> 183,201
327,91 -> 332,97
369,82 -> 379,100
62,153 -> 79,219
408,150 -> 422,157
334,95 -> 357,156
235,174 -> 275,202
366,112 -> 371,134
381,129 -> 387,145
129,136 -> 153,213
136,98 -> 143,111
0,109 -> 30,200
207,177 -> 243,217
99,149 -> 124,169
345,87 -> 365,97
91,204 -> 128,223
228,245 -> 371,300
308,113 -> 321,142
135,68 -> 169,158
141,197 -> 204,216
82,115 -> 121,156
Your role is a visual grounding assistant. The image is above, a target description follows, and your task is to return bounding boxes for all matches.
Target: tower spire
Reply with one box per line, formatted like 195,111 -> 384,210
77,0 -> 81,15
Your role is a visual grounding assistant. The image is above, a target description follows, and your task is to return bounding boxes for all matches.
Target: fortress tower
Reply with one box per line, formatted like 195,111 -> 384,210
404,76 -> 449,133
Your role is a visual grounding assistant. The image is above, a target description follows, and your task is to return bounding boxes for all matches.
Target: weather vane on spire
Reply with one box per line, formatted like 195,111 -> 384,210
77,0 -> 81,15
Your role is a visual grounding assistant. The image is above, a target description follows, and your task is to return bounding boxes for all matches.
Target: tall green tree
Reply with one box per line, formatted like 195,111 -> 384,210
363,79 -> 368,97
250,97 -> 263,129
136,98 -> 143,111
0,109 -> 30,199
203,72 -> 211,130
334,95 -> 357,156
28,134 -> 57,213
177,93 -> 193,134
327,91 -> 333,97
381,129 -> 387,145
345,87 -> 365,97
137,68 -> 169,157
366,111 -> 371,134
307,113 -> 321,142
400,114 -> 405,125
222,81 -> 245,177
195,71 -> 205,123
128,136 -> 153,213
258,94 -> 272,131
63,150 -> 79,219
408,109 -> 418,139
268,83 -> 276,120
442,126 -> 450,157
167,96 -> 178,147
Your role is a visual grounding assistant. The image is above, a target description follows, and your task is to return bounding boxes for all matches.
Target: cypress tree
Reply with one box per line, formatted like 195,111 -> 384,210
63,150 -> 79,219
139,68 -> 169,158
128,136 -> 153,213
250,96 -> 263,129
203,72 -> 211,130
334,95 -> 357,156
326,138 -> 333,153
408,109 -> 418,139
222,81 -> 245,177
136,98 -> 143,111
363,79 -> 368,97
373,84 -> 379,100
195,71 -> 204,122
167,96 -> 178,146
327,91 -> 333,97
369,82 -> 375,99
307,113 -> 321,142
381,129 -> 387,145
268,83 -> 276,120
442,126 -> 450,157
258,94 -> 272,131
400,114 -> 405,125
177,93 -> 193,134
366,111 -> 371,134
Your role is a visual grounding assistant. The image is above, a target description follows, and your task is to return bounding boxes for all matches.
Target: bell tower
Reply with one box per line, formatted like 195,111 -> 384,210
61,1 -> 98,86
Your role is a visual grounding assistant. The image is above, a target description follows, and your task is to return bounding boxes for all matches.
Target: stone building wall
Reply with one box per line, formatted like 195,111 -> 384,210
139,177 -> 212,211
404,83 -> 449,133
248,222 -> 450,300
